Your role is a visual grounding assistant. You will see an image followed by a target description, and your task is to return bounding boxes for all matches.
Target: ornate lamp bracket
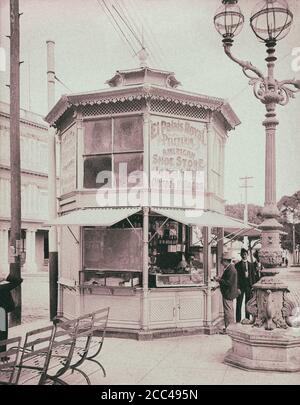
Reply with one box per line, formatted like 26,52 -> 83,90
224,44 -> 300,106
277,79 -> 300,106
223,43 -> 267,102
223,43 -> 264,80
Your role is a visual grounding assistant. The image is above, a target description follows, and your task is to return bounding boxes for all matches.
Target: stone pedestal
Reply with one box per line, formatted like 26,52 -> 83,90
246,270 -> 293,330
225,266 -> 300,372
224,323 -> 300,372
259,218 -> 283,268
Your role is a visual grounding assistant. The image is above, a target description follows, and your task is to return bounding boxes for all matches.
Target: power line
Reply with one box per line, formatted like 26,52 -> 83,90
112,1 -> 159,66
120,0 -> 163,67
111,3 -> 143,49
101,0 -> 138,56
95,0 -> 137,57
54,75 -> 73,93
129,0 -> 166,66
117,0 -> 160,67
239,176 -> 254,225
94,0 -> 132,58
134,0 -> 166,67
101,0 -> 137,55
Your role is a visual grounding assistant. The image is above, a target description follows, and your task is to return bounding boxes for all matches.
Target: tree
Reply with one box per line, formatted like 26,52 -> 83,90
225,204 -> 263,263
226,191 -> 300,254
278,192 -> 300,253
225,203 -> 263,225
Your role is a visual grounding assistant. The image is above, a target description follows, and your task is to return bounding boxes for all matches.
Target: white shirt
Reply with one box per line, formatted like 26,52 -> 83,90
242,260 -> 249,278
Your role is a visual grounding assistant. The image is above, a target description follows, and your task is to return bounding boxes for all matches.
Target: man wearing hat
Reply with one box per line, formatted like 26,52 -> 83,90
0,273 -> 23,360
235,248 -> 257,323
214,251 -> 240,334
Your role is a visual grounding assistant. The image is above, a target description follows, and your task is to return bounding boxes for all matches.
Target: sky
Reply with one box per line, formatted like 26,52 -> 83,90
0,0 -> 299,206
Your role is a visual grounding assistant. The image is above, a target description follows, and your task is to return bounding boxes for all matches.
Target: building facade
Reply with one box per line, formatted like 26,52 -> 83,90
0,101 -> 49,274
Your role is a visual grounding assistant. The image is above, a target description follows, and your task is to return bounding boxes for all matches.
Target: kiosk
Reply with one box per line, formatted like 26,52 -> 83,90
45,64 -> 244,337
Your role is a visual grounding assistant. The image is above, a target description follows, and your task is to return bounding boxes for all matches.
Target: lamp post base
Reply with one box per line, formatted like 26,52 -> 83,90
224,323 -> 300,372
246,271 -> 293,330
259,218 -> 283,268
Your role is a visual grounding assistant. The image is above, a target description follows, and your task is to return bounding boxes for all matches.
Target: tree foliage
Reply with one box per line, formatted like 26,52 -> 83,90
225,203 -> 263,225
226,191 -> 300,253
277,192 -> 300,252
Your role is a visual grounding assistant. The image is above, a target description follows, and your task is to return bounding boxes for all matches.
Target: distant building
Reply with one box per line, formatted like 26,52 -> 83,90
0,101 -> 49,273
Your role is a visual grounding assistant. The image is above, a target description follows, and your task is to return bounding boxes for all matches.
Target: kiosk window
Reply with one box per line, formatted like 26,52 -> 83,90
114,153 -> 143,187
83,116 -> 143,189
114,116 -> 143,152
83,155 -> 112,188
84,119 -> 112,155
83,227 -> 143,272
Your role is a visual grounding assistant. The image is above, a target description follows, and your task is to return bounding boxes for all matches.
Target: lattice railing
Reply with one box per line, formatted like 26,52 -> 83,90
150,100 -> 209,121
81,100 -> 144,117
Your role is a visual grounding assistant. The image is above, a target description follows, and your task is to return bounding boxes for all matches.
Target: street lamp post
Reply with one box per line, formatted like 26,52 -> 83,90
214,2 -> 299,259
213,0 -> 300,371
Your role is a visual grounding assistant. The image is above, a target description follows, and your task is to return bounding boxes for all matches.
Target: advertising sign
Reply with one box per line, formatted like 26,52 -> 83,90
150,117 -> 207,172
150,116 -> 207,208
60,125 -> 76,195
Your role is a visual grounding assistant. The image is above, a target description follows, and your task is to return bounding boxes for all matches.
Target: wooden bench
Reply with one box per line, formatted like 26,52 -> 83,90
0,307 -> 110,385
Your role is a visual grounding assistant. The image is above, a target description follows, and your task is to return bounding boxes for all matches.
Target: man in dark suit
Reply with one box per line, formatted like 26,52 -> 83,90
0,273 -> 23,359
235,248 -> 257,323
215,252 -> 240,334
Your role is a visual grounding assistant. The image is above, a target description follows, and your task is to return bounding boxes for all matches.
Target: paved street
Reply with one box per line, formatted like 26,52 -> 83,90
280,266 -> 300,309
21,272 -> 49,324
8,266 -> 300,385
10,319 -> 300,385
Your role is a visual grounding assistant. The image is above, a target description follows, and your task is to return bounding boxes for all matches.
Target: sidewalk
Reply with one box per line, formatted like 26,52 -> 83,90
7,266 -> 300,385
21,272 -> 49,324
280,266 -> 300,308
9,322 -> 300,385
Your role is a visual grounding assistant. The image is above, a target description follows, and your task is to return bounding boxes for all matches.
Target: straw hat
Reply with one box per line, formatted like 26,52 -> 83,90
222,250 -> 240,262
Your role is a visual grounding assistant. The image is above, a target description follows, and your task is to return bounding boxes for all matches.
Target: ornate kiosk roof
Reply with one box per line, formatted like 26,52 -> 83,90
44,66 -> 240,130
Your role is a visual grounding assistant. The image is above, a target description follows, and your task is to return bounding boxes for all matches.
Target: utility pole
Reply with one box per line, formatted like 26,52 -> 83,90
239,176 -> 254,249
9,0 -> 22,326
292,221 -> 296,265
46,40 -> 58,320
290,209 -> 300,267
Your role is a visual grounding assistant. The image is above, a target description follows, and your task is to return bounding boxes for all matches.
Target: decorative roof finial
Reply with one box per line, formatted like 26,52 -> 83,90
138,47 -> 149,68
137,26 -> 149,68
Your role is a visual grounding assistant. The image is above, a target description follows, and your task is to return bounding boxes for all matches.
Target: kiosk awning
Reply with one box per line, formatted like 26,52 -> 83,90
45,207 -> 141,227
151,208 -> 251,229
224,227 -> 262,238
